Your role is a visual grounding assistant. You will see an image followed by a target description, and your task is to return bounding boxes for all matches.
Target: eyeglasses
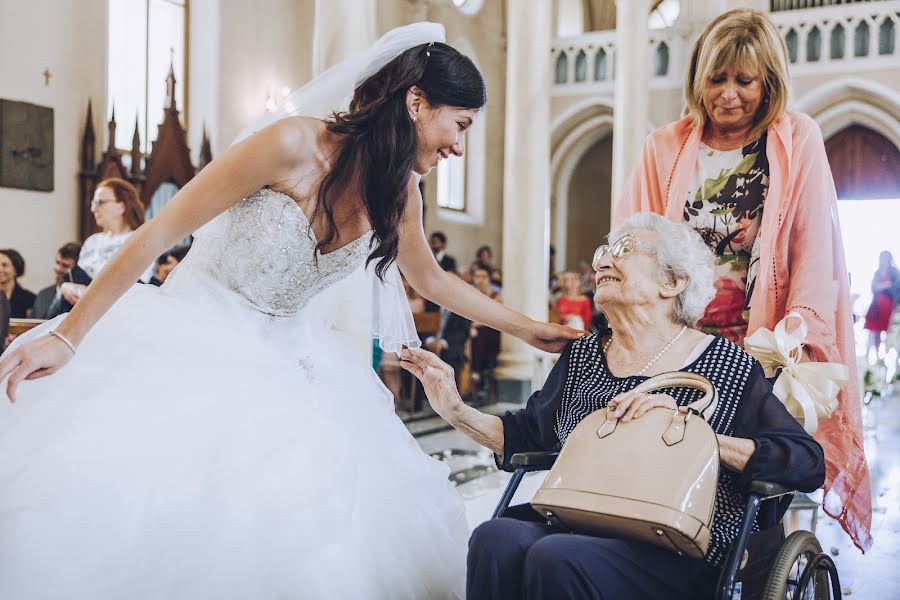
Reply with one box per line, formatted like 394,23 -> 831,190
90,198 -> 119,210
593,233 -> 657,271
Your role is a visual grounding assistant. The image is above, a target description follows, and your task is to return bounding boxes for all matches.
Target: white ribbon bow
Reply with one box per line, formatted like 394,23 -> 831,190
743,311 -> 848,434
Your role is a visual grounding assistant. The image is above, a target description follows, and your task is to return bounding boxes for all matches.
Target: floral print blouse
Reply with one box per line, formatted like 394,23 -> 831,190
683,134 -> 769,344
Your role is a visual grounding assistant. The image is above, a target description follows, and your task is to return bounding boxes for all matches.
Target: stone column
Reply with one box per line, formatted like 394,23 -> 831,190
610,0 -> 651,206
313,0 -> 376,74
494,0 -> 553,402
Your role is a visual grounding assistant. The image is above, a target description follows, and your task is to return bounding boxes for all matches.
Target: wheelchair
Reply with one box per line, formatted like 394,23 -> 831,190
491,451 -> 841,600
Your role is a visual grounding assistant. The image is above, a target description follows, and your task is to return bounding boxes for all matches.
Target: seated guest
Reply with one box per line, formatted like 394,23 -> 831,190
149,245 -> 189,286
554,271 -> 592,331
471,245 -> 494,272
1,292 -> 9,352
469,265 -> 502,380
401,213 -> 826,600
0,249 -> 36,318
430,231 -> 457,273
61,178 -> 153,306
31,242 -> 82,319
426,231 -> 458,312
424,284 -> 473,386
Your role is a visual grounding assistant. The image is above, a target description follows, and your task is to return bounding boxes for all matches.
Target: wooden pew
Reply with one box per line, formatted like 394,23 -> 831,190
9,319 -> 46,338
413,311 -> 441,336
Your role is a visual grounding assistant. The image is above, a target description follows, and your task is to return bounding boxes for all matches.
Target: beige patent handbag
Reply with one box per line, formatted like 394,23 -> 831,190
531,372 -> 720,559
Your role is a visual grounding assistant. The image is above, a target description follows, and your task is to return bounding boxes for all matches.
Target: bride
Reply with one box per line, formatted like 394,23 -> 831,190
0,23 -> 580,599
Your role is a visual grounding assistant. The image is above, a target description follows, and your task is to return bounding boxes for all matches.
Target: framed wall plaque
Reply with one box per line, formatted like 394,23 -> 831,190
0,99 -> 54,192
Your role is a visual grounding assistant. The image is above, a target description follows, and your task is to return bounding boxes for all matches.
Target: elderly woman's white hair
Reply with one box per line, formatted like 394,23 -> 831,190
610,213 -> 715,327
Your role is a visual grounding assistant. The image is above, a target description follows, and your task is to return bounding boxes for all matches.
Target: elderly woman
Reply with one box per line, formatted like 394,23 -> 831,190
613,8 -> 869,550
402,214 -> 825,599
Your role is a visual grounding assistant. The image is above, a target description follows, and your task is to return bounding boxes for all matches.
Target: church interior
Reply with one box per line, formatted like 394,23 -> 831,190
2,0 -> 900,596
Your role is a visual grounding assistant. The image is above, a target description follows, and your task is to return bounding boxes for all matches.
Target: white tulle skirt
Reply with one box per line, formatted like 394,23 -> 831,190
0,268 -> 467,599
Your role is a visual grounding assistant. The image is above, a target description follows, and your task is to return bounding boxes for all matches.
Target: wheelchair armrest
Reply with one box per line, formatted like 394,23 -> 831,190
747,480 -> 795,500
510,451 -> 559,468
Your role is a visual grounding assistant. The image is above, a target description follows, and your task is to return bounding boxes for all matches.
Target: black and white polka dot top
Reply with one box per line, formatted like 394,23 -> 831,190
558,333 -> 754,566
497,332 -> 825,569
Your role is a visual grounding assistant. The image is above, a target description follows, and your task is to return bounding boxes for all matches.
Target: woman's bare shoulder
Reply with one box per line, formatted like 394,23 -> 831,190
243,117 -> 330,172
280,115 -> 329,151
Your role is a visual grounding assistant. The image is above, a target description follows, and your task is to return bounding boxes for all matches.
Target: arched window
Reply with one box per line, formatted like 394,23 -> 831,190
594,48 -> 608,81
653,42 -> 670,76
830,23 -> 846,60
785,28 -> 799,63
807,26 -> 822,62
575,50 -> 587,82
854,21 -> 871,57
555,52 -> 569,84
107,0 -> 188,151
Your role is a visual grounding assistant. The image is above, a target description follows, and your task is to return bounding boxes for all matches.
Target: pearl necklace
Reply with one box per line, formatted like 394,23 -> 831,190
604,325 -> 688,376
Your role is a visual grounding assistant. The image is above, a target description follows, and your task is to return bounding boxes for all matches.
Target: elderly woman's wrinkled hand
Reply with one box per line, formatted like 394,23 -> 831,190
609,390 -> 677,423
400,347 -> 464,419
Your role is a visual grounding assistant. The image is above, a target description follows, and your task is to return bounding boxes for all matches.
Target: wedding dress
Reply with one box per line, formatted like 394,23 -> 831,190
0,188 -> 467,599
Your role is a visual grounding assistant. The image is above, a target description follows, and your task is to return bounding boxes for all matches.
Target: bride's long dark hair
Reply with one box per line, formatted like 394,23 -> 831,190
314,43 -> 486,278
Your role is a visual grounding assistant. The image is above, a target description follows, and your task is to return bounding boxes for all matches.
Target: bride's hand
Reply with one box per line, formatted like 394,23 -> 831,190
0,334 -> 75,403
522,321 -> 587,354
399,348 -> 463,419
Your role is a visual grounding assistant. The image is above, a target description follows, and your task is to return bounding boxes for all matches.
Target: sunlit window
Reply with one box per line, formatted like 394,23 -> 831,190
451,0 -> 484,16
649,0 -> 680,30
436,154 -> 466,212
107,0 -> 187,152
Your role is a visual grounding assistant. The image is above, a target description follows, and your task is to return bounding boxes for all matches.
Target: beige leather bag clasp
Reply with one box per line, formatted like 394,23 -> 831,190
531,372 -> 720,559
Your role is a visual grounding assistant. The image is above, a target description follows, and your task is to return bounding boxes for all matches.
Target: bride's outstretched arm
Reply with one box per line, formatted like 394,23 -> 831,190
396,179 -> 584,354
0,119 -> 317,399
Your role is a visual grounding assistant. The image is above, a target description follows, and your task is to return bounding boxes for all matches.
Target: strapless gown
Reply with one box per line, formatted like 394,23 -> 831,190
0,188 -> 467,599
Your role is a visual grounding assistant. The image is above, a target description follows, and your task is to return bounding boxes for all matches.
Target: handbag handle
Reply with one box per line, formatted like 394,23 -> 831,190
597,372 -> 718,445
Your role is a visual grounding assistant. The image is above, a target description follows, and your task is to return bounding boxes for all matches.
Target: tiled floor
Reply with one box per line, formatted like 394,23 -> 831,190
414,392 -> 900,598
812,392 -> 900,598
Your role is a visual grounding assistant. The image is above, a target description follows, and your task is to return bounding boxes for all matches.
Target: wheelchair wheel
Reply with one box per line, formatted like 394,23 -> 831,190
762,531 -> 840,600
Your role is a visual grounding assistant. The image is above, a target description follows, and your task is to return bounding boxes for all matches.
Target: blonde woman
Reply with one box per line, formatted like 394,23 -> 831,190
614,8 -> 870,550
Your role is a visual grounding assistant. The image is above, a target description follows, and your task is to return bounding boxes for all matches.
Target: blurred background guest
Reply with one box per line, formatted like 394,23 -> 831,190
0,249 -> 35,318
31,242 -> 82,320
469,265 -> 502,398
425,271 -> 473,385
1,292 -> 10,352
429,230 -> 457,273
149,246 -> 190,286
61,178 -> 153,307
864,250 -> 900,358
554,271 -> 592,331
426,231 -> 459,312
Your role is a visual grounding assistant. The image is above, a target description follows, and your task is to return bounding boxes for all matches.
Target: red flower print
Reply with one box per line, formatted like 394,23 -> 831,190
700,277 -> 746,331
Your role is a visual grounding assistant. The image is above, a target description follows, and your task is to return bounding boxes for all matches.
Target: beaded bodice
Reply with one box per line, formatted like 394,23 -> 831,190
186,188 -> 374,317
